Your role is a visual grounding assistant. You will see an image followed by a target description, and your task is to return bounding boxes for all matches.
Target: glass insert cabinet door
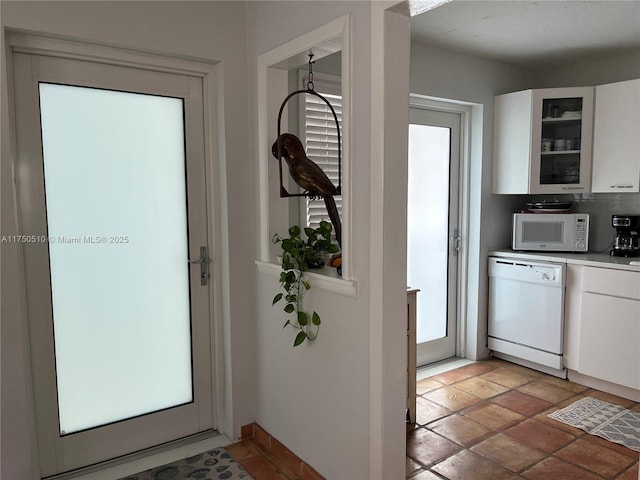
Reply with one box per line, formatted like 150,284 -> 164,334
13,53 -> 213,477
539,97 -> 583,185
530,87 -> 594,194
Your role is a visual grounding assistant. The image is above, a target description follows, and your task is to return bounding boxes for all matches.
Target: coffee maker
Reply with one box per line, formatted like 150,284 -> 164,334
610,215 -> 640,257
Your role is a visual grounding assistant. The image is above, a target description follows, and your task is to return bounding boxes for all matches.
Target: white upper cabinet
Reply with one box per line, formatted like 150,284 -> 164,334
591,79 -> 640,193
493,87 -> 594,194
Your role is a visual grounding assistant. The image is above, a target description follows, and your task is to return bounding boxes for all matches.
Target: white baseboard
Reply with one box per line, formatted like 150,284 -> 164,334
568,370 -> 640,402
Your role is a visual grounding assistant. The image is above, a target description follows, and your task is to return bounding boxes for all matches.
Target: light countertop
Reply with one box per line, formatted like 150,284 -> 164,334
490,249 -> 640,272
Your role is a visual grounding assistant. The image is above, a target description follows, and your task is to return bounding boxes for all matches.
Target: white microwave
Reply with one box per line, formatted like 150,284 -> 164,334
512,213 -> 589,252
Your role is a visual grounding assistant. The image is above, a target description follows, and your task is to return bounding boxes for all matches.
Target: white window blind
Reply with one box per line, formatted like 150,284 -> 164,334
300,73 -> 343,229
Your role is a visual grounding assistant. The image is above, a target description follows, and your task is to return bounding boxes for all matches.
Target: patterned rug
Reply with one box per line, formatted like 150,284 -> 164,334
548,396 -> 640,452
120,447 -> 253,480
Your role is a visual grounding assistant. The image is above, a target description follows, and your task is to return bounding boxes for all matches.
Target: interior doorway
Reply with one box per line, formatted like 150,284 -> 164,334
407,102 -> 465,367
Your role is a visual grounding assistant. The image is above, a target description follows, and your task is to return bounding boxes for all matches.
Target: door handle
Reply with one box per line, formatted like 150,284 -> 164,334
188,246 -> 210,286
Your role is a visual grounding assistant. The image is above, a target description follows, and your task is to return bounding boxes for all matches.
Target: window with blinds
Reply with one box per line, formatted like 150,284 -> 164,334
300,73 -> 342,230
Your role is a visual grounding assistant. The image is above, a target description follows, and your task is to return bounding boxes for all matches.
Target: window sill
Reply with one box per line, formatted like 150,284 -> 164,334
255,260 -> 358,299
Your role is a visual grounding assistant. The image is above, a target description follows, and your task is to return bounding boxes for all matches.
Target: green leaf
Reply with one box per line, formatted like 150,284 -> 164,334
298,311 -> 308,326
303,280 -> 310,290
293,331 -> 307,347
283,319 -> 291,329
272,293 -> 283,305
312,311 -> 321,326
319,221 -> 332,235
289,225 -> 301,236
282,238 -> 293,252
304,227 -> 314,237
284,303 -> 295,314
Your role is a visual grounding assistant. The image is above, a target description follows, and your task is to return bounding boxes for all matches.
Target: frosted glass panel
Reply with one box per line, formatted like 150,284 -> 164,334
39,83 -> 192,435
407,124 -> 450,343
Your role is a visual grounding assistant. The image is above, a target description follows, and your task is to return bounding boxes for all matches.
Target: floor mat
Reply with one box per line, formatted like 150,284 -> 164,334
119,447 -> 253,480
548,396 -> 640,452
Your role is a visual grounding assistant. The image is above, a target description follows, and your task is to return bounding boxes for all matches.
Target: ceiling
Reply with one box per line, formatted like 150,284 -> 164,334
410,1 -> 640,68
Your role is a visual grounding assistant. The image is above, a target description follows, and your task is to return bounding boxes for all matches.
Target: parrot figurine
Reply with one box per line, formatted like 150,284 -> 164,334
272,133 -> 342,247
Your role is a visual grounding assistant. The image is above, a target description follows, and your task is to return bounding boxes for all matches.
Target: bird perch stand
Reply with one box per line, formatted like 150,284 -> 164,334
274,54 -> 342,198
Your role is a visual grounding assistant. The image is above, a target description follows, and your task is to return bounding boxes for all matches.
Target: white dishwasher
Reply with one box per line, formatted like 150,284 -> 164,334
488,256 -> 567,378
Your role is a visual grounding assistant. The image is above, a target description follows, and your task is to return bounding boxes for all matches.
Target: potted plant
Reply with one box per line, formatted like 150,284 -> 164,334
272,221 -> 340,346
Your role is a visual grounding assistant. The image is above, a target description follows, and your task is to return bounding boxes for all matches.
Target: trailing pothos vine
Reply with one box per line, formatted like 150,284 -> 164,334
272,221 -> 339,347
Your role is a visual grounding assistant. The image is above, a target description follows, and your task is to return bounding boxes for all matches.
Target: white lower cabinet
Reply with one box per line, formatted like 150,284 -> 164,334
562,264 -> 582,371
579,293 -> 640,389
567,266 -> 640,391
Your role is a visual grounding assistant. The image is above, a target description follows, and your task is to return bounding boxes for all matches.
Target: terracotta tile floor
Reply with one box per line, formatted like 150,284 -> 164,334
226,424 -> 325,480
407,358 -> 640,480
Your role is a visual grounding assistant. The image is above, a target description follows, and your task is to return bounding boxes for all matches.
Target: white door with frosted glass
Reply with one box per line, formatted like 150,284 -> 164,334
13,53 -> 214,476
408,108 -> 461,366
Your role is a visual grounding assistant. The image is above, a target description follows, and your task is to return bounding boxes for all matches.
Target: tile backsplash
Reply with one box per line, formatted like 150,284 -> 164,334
524,193 -> 640,253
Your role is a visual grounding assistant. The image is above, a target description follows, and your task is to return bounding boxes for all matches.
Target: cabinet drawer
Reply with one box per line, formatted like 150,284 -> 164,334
583,267 -> 640,300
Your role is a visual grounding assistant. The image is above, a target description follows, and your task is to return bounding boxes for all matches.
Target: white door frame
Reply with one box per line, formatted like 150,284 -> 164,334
409,106 -> 461,365
6,32 -> 228,476
409,95 -> 472,362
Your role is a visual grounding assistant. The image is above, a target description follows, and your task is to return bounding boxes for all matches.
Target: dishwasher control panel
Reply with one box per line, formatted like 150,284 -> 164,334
490,258 -> 565,288
534,267 -> 557,282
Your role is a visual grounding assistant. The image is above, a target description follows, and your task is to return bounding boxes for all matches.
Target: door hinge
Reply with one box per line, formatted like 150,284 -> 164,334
452,228 -> 461,256
189,246 -> 211,286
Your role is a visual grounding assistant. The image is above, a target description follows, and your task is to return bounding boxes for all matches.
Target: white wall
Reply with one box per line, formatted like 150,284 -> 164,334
1,2 -> 255,478
409,39 -> 532,359
247,2 -> 373,478
533,50 -> 640,89
247,2 -> 408,479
